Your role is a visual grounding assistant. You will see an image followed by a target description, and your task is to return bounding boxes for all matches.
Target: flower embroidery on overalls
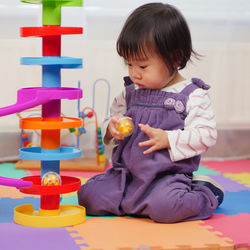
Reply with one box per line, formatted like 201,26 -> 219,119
164,97 -> 185,113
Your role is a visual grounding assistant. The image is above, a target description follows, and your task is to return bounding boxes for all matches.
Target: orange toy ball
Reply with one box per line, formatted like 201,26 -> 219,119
41,172 -> 61,186
117,117 -> 134,137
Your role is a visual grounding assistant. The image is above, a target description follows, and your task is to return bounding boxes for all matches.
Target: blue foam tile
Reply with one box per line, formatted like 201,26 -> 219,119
0,197 -> 40,223
214,190 -> 250,215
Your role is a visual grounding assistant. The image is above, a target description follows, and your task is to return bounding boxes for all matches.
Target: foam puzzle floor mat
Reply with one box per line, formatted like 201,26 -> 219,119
0,160 -> 250,250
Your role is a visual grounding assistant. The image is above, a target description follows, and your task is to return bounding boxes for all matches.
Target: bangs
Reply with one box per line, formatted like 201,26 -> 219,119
117,11 -> 156,61
117,34 -> 154,61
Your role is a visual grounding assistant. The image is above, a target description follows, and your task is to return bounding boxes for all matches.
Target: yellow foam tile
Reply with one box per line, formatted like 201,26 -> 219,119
224,173 -> 250,187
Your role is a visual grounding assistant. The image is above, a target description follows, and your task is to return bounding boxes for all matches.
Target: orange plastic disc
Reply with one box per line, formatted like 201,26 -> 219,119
20,117 -> 82,130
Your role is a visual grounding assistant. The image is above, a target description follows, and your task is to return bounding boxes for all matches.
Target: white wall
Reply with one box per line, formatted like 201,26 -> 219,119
0,0 -> 250,134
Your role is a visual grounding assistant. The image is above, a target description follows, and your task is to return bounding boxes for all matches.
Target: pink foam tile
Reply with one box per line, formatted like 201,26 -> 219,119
201,213 -> 250,248
29,170 -> 40,176
201,160 -> 250,174
60,170 -> 104,178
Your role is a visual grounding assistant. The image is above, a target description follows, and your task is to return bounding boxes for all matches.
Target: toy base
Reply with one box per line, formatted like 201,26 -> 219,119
14,204 -> 86,228
15,157 -> 108,171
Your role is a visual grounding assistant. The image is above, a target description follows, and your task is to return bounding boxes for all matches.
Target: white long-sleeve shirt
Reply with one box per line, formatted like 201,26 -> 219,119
102,79 -> 217,162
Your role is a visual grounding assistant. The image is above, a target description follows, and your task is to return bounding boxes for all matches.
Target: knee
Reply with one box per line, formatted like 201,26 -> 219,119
77,183 -> 93,209
77,184 -> 107,216
149,201 -> 182,223
148,192 -> 200,223
77,180 -> 124,216
77,185 -> 88,206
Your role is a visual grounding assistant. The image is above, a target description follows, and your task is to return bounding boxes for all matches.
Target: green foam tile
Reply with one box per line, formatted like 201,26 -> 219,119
193,165 -> 220,176
60,194 -> 79,205
0,163 -> 30,178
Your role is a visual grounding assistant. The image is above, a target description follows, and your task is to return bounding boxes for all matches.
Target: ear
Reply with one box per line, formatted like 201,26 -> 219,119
173,61 -> 180,69
169,50 -> 182,70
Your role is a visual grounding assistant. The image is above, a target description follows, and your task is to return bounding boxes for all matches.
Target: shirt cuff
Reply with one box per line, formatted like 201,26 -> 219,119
167,130 -> 183,162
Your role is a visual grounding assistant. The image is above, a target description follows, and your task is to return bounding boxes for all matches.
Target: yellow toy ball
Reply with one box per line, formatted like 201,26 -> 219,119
117,117 -> 134,137
41,172 -> 61,186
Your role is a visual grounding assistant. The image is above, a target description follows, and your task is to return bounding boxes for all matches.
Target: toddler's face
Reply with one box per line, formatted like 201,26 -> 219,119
126,52 -> 178,89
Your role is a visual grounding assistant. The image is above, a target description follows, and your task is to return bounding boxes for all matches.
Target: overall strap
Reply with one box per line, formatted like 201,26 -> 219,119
180,78 -> 210,96
123,76 -> 135,109
123,76 -> 134,86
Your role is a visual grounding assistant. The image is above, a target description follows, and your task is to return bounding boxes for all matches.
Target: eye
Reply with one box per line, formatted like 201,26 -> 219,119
139,65 -> 147,69
125,61 -> 132,67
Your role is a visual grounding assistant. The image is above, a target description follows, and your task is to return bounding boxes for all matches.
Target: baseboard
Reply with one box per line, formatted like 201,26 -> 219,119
0,131 -> 20,162
201,129 -> 250,160
0,129 -> 249,162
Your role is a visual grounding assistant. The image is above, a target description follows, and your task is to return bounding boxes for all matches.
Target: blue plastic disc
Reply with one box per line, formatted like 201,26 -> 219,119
19,146 -> 82,160
20,56 -> 82,68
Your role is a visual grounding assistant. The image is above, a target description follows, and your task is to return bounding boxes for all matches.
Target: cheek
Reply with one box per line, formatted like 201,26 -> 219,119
160,69 -> 171,81
128,71 -> 134,80
128,67 -> 133,76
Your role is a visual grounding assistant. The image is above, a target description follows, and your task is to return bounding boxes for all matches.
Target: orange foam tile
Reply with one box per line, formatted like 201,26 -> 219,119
0,186 -> 33,199
67,216 -> 234,250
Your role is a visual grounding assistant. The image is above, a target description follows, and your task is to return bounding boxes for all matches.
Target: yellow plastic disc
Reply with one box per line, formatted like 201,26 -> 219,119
14,204 -> 86,228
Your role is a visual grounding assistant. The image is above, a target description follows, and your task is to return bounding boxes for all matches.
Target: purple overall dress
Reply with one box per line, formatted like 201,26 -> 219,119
78,77 -> 218,223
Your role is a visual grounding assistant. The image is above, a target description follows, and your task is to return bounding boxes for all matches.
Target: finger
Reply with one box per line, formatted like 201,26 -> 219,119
124,116 -> 132,120
143,145 -> 157,155
117,135 -> 125,140
113,118 -> 121,125
113,131 -> 125,140
113,129 -> 123,138
138,123 -> 150,128
139,124 -> 153,137
110,125 -> 121,136
138,139 -> 154,147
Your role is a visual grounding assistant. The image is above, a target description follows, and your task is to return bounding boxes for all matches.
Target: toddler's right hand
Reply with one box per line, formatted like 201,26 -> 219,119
107,116 -> 125,141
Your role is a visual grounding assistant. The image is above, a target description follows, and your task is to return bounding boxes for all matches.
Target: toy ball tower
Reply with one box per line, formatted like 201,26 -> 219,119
1,0 -> 86,227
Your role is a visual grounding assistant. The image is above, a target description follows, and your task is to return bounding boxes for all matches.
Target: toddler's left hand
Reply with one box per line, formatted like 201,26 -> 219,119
138,124 -> 170,154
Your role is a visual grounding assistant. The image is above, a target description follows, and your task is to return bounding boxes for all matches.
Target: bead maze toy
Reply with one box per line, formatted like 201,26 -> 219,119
0,0 -> 86,227
14,80 -> 109,172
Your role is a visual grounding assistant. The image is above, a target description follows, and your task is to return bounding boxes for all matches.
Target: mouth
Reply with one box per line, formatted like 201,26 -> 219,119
136,83 -> 145,88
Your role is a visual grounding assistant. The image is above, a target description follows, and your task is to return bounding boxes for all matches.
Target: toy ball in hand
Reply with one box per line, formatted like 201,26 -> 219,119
117,117 -> 134,137
42,172 -> 61,186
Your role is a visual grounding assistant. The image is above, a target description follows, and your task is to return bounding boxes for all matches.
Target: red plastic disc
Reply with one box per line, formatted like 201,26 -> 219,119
19,176 -> 81,195
20,26 -> 83,37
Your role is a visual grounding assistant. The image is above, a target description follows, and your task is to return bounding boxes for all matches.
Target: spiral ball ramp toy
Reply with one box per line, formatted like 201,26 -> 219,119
0,0 -> 86,227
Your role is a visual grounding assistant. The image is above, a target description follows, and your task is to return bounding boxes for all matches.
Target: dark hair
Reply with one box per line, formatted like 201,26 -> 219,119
117,2 -> 198,73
